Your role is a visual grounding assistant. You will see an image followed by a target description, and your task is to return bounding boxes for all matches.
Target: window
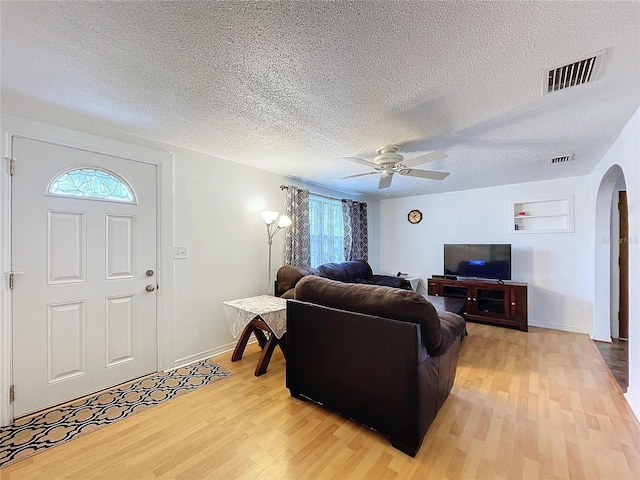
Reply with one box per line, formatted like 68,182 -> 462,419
309,194 -> 344,267
281,184 -> 368,268
48,167 -> 136,203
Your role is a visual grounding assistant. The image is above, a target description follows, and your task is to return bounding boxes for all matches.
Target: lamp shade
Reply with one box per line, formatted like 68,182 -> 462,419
260,211 -> 279,225
277,215 -> 292,228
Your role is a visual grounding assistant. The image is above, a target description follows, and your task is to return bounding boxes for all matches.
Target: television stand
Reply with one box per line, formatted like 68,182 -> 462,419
427,277 -> 527,331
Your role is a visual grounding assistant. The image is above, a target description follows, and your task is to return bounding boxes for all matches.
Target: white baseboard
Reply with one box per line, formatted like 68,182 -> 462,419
528,319 -> 591,335
624,386 -> 640,423
171,339 -> 256,370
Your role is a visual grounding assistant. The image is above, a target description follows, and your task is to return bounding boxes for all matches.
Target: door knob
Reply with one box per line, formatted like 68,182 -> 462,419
145,285 -> 156,292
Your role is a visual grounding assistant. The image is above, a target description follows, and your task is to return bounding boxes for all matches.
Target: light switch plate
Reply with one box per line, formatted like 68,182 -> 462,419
174,246 -> 188,259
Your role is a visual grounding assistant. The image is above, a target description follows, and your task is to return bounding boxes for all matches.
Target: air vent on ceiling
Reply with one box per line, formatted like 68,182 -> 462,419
544,50 -> 607,94
549,154 -> 574,164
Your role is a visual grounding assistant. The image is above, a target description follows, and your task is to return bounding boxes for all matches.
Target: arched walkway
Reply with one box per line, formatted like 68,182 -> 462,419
594,165 -> 626,340
593,164 -> 628,389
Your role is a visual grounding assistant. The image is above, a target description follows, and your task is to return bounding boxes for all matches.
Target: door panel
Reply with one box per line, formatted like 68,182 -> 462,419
48,210 -> 87,283
106,295 -> 137,366
47,300 -> 87,382
106,214 -> 136,279
11,138 -> 158,417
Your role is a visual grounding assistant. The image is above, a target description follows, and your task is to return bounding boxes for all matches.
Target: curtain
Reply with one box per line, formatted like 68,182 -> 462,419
342,200 -> 368,261
309,195 -> 344,267
283,185 -> 310,266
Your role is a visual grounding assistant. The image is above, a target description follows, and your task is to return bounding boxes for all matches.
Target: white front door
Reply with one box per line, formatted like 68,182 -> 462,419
11,137 -> 158,417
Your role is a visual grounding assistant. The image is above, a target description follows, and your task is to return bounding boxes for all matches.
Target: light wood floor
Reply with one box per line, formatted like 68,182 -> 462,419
2,322 -> 639,479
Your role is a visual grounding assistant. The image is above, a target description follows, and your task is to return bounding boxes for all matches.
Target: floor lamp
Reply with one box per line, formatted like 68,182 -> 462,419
261,211 -> 292,295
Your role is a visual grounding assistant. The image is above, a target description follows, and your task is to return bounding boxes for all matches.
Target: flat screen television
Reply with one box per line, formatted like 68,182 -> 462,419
444,244 -> 512,280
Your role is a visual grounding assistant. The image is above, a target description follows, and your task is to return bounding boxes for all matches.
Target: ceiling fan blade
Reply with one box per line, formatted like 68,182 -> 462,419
343,156 -> 374,167
332,171 -> 378,181
400,169 -> 450,180
400,150 -> 448,168
378,173 -> 394,189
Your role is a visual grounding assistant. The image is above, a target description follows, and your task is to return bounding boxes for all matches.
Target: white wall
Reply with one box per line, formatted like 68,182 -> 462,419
170,148 -> 377,365
378,176 -> 594,334
171,147 -> 287,365
591,108 -> 640,421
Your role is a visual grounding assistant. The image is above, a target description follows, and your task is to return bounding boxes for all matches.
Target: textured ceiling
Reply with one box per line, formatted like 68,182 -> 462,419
1,1 -> 639,199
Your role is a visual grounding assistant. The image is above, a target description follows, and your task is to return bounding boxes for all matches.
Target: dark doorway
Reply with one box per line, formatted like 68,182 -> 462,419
619,190 -> 628,340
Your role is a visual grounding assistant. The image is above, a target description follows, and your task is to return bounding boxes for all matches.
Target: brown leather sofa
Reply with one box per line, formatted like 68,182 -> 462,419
286,275 -> 466,457
275,260 -> 409,298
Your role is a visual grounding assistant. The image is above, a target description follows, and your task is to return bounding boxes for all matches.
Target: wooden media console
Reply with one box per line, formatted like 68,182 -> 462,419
428,277 -> 528,331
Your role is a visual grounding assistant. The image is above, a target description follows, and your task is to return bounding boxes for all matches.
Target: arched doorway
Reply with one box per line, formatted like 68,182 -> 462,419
594,164 -> 628,390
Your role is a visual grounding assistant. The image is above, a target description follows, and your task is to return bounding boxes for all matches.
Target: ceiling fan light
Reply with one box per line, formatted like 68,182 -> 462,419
340,144 -> 449,188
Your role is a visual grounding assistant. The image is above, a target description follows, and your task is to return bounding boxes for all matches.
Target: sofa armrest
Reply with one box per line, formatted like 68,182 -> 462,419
275,265 -> 319,296
428,311 -> 466,357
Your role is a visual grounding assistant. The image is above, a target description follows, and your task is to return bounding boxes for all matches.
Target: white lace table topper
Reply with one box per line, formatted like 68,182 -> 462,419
222,295 -> 287,339
407,277 -> 420,291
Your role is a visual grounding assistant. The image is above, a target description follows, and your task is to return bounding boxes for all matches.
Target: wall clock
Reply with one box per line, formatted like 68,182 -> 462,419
408,209 -> 422,224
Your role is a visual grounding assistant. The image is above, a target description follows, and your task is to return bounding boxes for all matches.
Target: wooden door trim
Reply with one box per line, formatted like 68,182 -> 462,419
619,190 -> 629,339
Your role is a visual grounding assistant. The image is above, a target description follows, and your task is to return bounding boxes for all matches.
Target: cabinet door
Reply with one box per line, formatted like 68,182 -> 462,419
438,282 -> 470,315
510,286 -> 528,325
472,286 -> 510,320
427,280 -> 442,296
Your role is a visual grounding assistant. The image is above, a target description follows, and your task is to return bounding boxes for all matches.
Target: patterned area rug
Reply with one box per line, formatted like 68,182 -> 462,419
0,358 -> 231,468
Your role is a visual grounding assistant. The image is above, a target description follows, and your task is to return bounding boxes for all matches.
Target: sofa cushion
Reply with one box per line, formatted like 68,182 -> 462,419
340,260 -> 373,282
276,265 -> 319,296
317,263 -> 348,282
295,275 -> 444,355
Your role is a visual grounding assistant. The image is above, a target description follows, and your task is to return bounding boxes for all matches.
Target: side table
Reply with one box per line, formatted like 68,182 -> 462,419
222,295 -> 287,376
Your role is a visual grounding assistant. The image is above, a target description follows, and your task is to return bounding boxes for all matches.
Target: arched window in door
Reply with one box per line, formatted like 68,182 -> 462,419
47,167 -> 137,203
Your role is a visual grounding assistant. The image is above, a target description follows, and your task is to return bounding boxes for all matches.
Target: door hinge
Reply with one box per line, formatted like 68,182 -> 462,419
9,385 -> 14,402
7,157 -> 15,176
8,272 -> 24,289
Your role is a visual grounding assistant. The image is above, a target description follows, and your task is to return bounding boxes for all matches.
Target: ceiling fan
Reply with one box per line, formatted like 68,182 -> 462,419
336,145 -> 450,189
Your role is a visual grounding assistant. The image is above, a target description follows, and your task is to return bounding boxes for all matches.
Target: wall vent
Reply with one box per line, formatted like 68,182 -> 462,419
549,154 -> 574,164
544,50 -> 607,94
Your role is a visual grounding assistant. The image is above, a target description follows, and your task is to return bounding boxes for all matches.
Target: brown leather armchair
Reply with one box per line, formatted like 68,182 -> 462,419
286,275 -> 466,457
